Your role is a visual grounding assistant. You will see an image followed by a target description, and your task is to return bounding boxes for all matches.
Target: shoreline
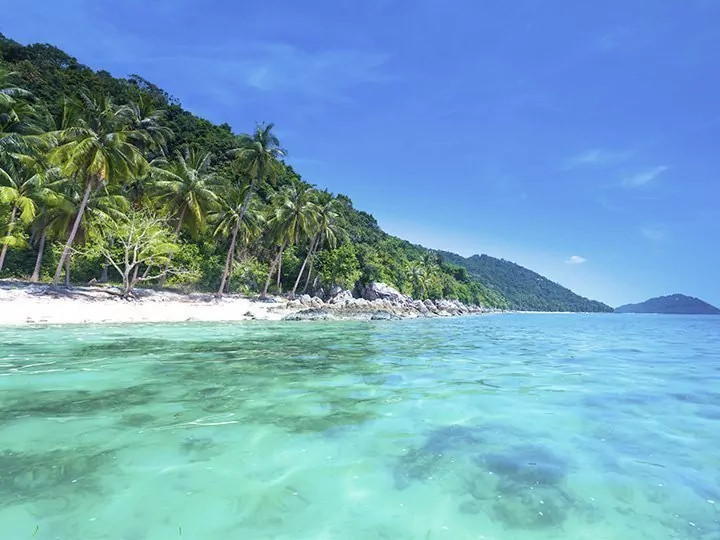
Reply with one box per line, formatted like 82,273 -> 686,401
0,280 -> 494,326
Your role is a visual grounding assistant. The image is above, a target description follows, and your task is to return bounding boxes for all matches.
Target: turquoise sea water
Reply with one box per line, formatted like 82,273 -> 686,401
1,314 -> 719,540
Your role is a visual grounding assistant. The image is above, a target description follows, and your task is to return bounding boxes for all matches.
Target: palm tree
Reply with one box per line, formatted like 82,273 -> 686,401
211,183 -> 266,293
29,207 -> 53,282
153,146 -> 218,236
0,68 -> 40,186
126,94 -> 171,155
48,92 -> 154,286
151,146 -> 218,284
261,184 -> 317,297
217,122 -> 285,296
0,152 -> 59,273
0,172 -> 36,272
291,193 -> 343,297
44,177 -> 129,286
0,67 -> 32,110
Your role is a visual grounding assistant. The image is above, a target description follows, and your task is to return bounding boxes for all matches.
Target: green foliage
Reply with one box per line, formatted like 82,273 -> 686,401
229,256 -> 269,295
316,244 -> 362,291
439,252 -> 612,312
0,32 -> 610,311
86,211 -> 180,295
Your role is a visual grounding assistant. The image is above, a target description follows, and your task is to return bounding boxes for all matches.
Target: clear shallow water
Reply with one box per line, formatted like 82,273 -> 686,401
1,314 -> 719,540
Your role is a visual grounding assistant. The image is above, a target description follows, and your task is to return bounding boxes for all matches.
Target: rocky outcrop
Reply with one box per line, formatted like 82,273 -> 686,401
286,308 -> 401,321
283,283 -> 493,321
329,290 -> 355,305
361,282 -> 409,303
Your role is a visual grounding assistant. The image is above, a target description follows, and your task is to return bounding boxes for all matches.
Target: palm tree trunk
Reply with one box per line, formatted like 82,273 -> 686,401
159,205 -> 186,287
302,232 -> 324,294
64,251 -> 71,287
218,218 -> 241,297
225,241 -> 240,294
291,235 -> 317,298
262,241 -> 286,298
30,228 -> 47,282
0,205 -> 18,273
217,178 -> 256,296
302,252 -> 317,294
53,178 -> 93,286
276,245 -> 286,292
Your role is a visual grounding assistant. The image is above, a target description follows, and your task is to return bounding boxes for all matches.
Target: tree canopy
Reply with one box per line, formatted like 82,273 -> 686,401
0,32 -> 612,311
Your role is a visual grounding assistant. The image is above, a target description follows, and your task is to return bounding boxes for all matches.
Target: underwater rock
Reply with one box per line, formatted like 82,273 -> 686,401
393,447 -> 443,490
118,412 -> 157,427
0,448 -> 115,503
468,472 -> 496,501
476,444 -> 574,530
492,487 -> 569,529
181,436 -> 221,461
392,425 -> 484,489
459,499 -> 483,514
479,444 -> 568,487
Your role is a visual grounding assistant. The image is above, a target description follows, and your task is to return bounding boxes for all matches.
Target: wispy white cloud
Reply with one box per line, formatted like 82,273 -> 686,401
239,43 -> 391,99
566,255 -> 587,265
640,225 -> 667,243
562,149 -> 632,170
624,166 -> 668,187
129,42 -> 391,106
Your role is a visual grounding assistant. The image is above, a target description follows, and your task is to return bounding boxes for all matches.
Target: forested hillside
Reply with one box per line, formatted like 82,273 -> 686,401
438,252 -> 612,312
0,33 -> 507,306
0,33 -> 608,311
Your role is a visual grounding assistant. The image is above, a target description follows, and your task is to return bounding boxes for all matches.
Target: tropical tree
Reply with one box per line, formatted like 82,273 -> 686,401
28,207 -> 54,282
88,210 -> 179,296
210,182 -> 265,293
153,146 -> 218,236
217,122 -> 285,296
0,67 -> 31,108
261,183 -> 317,297
126,94 -> 171,154
151,146 -> 218,284
0,68 -> 39,186
0,153 -> 59,272
291,192 -> 343,297
48,92 -> 157,286
315,243 -> 362,292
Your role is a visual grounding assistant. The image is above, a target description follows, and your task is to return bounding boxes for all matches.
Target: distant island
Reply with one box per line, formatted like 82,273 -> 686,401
615,294 -> 720,315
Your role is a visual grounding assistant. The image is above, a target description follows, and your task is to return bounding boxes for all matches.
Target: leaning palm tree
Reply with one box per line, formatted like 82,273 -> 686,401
48,92 -> 153,286
28,206 -> 55,282
292,193 -> 343,297
217,122 -> 285,296
261,184 -> 317,298
210,184 -> 266,293
43,177 -> 129,286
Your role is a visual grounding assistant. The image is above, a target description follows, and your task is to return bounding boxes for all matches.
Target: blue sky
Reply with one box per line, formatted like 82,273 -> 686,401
5,0 -> 719,307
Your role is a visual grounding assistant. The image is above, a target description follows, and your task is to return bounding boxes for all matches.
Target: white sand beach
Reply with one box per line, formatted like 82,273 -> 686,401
0,281 -> 296,326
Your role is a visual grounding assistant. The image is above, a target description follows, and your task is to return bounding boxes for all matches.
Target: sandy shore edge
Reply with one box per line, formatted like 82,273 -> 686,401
0,281 -> 297,326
